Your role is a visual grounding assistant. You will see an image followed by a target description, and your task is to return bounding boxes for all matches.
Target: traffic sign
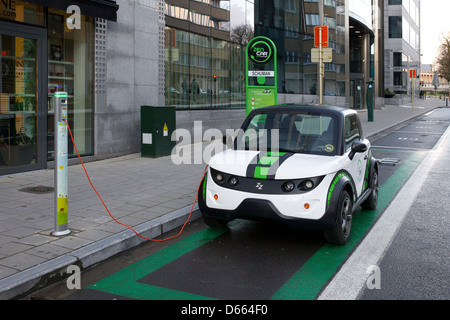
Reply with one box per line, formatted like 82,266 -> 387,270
410,69 -> 416,79
314,26 -> 329,47
311,48 -> 333,63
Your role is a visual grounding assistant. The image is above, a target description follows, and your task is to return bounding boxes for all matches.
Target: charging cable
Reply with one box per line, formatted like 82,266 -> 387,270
64,119 -> 208,242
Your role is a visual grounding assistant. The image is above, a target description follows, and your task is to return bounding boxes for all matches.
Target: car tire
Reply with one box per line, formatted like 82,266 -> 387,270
323,190 -> 352,245
362,169 -> 378,210
202,214 -> 229,228
197,175 -> 229,228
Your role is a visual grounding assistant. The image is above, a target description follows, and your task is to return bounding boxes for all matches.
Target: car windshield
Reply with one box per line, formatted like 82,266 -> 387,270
237,112 -> 338,156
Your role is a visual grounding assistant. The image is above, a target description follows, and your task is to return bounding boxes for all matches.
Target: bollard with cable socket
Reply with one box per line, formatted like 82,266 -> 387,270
64,119 -> 208,242
52,92 -> 71,236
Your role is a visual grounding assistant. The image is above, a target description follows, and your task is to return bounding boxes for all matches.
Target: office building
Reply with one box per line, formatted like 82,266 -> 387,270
384,0 -> 421,102
0,0 -> 420,175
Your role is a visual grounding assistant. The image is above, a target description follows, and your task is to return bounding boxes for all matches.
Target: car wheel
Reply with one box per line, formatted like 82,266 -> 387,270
201,214 -> 229,228
362,169 -> 378,210
323,190 -> 352,245
197,176 -> 229,229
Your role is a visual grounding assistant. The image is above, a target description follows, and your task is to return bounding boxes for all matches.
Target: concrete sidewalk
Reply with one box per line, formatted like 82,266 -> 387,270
0,98 -> 444,299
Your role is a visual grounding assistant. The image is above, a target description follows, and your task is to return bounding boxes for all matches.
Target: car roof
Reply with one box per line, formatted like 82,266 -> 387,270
248,104 -> 357,118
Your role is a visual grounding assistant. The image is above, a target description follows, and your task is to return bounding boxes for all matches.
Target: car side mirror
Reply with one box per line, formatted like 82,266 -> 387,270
349,140 -> 368,160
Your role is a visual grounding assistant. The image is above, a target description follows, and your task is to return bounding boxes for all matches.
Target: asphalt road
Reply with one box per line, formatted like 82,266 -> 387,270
359,108 -> 450,300
26,108 -> 450,302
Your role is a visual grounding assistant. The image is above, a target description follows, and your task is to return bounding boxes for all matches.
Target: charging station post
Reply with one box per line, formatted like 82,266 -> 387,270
52,92 -> 71,236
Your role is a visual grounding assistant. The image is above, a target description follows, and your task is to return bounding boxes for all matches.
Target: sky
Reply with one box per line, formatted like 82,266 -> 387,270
420,0 -> 450,65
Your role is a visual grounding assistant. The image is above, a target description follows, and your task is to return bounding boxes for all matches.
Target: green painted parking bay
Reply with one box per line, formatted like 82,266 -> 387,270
63,149 -> 426,300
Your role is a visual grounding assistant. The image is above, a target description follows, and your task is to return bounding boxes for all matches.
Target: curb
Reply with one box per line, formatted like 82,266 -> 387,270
0,205 -> 200,300
362,105 -> 443,140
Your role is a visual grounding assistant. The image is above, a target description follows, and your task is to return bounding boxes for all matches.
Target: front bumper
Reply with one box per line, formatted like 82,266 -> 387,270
199,170 -> 338,230
199,197 -> 337,230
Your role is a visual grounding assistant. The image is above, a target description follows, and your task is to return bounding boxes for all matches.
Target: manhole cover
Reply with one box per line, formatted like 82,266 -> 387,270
19,185 -> 54,194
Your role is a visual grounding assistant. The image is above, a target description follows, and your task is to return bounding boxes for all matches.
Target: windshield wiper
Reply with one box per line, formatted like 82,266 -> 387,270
266,147 -> 296,153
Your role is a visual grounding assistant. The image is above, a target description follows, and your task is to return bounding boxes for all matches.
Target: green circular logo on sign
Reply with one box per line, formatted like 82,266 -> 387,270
248,38 -> 275,65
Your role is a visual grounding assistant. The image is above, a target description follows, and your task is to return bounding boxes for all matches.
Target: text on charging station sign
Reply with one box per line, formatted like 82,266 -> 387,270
248,38 -> 275,65
246,36 -> 277,115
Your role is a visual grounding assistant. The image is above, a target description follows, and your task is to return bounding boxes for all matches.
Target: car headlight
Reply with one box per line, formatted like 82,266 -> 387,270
304,180 -> 314,189
216,173 -> 224,182
298,176 -> 324,191
228,176 -> 239,187
282,181 -> 295,192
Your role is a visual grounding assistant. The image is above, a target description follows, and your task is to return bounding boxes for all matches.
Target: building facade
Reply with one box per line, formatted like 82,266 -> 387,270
0,0 -> 420,175
384,0 -> 421,101
0,0 -> 163,175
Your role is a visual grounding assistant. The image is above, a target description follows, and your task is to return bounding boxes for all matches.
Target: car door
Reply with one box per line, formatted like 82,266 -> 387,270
344,114 -> 369,198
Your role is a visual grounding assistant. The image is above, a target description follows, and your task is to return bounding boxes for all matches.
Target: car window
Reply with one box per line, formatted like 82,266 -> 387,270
344,115 -> 360,150
237,112 -> 338,156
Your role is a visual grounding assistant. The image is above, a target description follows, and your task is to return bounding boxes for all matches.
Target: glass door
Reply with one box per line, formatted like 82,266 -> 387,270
0,22 -> 47,175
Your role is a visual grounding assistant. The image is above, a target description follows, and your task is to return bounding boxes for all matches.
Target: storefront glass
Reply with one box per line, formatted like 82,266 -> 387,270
47,8 -> 95,160
166,29 -> 246,109
0,33 -> 38,168
0,0 -> 45,26
165,0 -> 348,109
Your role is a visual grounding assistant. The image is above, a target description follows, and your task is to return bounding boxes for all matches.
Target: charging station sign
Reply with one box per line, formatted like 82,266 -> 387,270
246,36 -> 277,115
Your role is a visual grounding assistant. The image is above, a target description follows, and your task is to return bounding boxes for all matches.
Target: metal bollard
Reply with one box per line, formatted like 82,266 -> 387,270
52,92 -> 71,236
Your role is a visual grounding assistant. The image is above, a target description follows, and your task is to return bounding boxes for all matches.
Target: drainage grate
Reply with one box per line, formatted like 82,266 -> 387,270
19,185 -> 54,194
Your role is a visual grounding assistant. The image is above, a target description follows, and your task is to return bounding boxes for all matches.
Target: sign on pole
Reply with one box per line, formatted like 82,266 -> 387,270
311,48 -> 332,63
314,26 -> 329,47
409,69 -> 417,112
313,26 -> 328,105
246,36 -> 277,115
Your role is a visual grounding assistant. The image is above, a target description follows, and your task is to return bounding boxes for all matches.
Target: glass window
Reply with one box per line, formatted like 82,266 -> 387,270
402,17 -> 409,43
165,27 -> 245,110
47,9 -> 95,159
0,1 -> 45,25
0,34 -> 38,168
324,0 -> 336,7
389,16 -> 402,38
306,14 -> 320,26
238,112 -> 338,156
393,52 -> 402,67
394,71 -> 402,86
344,115 -> 360,150
388,0 -> 402,5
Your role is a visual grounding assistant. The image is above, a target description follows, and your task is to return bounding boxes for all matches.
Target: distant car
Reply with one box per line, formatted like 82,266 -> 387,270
198,105 -> 379,245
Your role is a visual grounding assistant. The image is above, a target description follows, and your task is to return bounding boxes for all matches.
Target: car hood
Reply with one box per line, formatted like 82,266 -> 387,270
208,149 -> 349,179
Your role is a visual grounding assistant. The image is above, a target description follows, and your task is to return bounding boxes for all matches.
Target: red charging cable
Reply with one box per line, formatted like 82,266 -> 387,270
63,119 -> 208,242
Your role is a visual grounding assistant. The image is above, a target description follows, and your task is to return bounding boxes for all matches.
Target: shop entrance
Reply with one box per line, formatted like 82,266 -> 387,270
0,21 -> 47,175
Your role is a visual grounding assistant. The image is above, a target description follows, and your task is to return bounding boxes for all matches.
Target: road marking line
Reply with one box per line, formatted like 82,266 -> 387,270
372,145 -> 430,151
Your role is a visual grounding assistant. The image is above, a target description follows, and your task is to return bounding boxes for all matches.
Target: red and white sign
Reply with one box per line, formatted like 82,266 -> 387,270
314,26 -> 329,47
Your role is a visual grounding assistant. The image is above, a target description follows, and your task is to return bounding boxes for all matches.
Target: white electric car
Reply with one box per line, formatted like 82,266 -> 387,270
198,105 -> 379,245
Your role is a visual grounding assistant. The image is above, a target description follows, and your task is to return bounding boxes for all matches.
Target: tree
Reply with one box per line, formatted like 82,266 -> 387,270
435,32 -> 450,83
230,24 -> 254,46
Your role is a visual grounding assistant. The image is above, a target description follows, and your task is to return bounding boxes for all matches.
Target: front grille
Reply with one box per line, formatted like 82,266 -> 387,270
210,167 -> 324,195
